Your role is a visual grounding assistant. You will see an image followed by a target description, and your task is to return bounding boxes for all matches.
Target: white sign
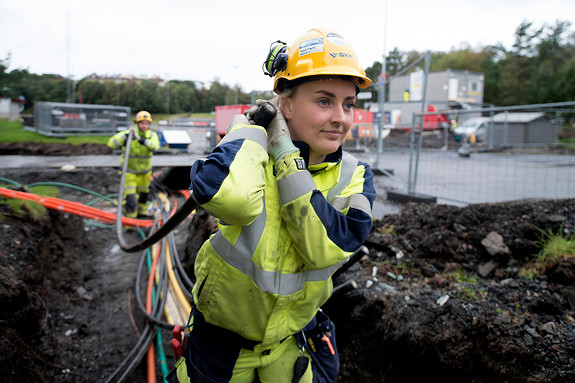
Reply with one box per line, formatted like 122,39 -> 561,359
357,92 -> 372,100
409,70 -> 424,101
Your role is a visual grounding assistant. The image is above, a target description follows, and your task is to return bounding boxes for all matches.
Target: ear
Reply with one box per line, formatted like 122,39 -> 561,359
280,98 -> 292,120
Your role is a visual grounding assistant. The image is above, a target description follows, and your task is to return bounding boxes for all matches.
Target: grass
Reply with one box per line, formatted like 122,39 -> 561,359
535,225 -> 575,262
560,137 -> 575,150
0,119 -> 110,145
0,185 -> 59,222
0,112 -> 215,145
450,268 -> 485,301
518,225 -> 575,279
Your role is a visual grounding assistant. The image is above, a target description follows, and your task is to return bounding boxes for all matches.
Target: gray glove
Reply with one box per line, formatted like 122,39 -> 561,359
226,114 -> 250,134
249,97 -> 298,160
130,126 -> 140,141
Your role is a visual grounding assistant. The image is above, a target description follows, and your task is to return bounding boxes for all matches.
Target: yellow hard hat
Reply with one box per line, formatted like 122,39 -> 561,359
265,28 -> 372,94
135,110 -> 153,123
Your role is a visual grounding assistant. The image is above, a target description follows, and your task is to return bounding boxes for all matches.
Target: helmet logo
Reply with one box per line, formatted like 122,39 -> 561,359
299,38 -> 324,56
326,33 -> 347,47
330,53 -> 353,59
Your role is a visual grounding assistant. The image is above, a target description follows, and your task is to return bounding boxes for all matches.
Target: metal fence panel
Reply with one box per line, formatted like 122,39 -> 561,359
34,102 -> 130,137
347,101 -> 575,206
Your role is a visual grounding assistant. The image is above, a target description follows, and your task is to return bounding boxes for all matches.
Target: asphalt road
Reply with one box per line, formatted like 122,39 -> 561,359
6,149 -> 572,219
0,154 -> 204,169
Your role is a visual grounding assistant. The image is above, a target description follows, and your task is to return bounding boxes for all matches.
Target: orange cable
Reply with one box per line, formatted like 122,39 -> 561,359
0,187 -> 154,227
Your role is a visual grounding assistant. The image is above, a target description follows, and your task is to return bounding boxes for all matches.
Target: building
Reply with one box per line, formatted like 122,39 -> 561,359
0,97 -> 26,121
370,69 -> 486,128
490,112 -> 556,146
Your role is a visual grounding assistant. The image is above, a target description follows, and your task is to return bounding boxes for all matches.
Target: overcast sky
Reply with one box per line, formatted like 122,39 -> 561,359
2,0 -> 574,92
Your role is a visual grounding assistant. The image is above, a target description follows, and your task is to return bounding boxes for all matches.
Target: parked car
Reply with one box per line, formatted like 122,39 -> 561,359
452,117 -> 490,142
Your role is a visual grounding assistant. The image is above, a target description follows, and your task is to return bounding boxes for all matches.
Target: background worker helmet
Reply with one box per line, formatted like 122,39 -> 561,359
264,28 -> 372,94
134,110 -> 153,123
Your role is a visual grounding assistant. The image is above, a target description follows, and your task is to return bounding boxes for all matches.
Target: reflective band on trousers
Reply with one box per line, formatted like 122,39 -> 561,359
127,167 -> 152,175
210,198 -> 346,296
130,154 -> 153,160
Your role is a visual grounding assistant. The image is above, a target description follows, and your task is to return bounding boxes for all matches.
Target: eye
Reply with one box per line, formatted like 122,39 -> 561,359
344,101 -> 356,110
318,98 -> 330,106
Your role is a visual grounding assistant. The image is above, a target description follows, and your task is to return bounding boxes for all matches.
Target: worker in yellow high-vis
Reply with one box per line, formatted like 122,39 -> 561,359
107,110 -> 160,219
168,28 -> 376,383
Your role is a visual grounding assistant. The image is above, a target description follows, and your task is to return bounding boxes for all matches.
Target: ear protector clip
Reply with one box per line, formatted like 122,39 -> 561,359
262,40 -> 288,77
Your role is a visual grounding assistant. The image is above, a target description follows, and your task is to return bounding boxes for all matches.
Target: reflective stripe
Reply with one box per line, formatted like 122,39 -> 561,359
210,151 -> 362,297
127,167 -> 152,174
332,194 -> 372,218
277,171 -> 316,205
112,137 -> 124,148
130,154 -> 152,160
326,151 -> 357,204
210,197 -> 339,296
219,126 -> 267,150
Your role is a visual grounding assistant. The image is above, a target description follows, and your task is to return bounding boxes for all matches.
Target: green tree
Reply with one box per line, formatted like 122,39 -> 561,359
131,80 -> 163,112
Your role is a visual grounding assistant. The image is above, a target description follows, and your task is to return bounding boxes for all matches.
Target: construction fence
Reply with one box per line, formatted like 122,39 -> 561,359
33,102 -> 131,137
345,102 -> 575,206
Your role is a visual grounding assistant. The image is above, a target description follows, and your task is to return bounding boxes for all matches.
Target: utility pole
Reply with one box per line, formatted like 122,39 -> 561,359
374,0 -> 388,173
65,0 -> 73,103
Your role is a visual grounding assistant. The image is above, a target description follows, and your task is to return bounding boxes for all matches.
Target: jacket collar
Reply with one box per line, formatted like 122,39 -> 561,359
293,141 -> 343,171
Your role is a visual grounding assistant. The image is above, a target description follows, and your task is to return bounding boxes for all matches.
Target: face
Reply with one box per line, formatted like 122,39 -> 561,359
281,79 -> 356,165
137,120 -> 151,131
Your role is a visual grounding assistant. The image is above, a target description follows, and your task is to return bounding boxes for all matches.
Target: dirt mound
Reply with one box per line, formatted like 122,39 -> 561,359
329,200 -> 575,383
1,164 -> 574,382
0,142 -> 112,156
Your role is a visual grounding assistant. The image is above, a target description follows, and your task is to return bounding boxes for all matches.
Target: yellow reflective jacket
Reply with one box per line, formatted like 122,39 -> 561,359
107,128 -> 160,174
190,123 -> 376,348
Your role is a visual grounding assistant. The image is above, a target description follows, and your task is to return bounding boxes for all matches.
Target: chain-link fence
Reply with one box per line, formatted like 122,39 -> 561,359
346,101 -> 575,206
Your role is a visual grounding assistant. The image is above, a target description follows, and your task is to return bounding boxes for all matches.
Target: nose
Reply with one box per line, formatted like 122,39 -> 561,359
330,105 -> 347,126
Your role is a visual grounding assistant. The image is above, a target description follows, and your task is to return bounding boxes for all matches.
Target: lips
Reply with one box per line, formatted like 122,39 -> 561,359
322,130 -> 342,138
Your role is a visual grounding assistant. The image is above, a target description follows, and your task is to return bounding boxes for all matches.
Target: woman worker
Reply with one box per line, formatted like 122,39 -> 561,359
168,28 -> 376,383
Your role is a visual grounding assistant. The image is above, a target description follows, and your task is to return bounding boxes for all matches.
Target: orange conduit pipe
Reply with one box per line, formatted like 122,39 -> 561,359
0,187 -> 154,227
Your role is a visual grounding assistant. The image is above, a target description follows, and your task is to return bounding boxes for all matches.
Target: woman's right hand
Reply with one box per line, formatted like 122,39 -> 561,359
251,98 -> 298,160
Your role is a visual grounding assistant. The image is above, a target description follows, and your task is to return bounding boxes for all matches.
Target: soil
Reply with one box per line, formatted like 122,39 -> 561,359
1,142 -> 574,383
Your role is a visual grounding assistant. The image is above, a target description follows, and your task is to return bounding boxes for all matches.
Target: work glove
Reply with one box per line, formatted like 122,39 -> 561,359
226,113 -> 250,134
248,97 -> 298,160
130,126 -> 140,141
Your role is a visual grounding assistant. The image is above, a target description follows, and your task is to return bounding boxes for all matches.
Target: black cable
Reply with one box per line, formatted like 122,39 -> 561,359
167,224 -> 195,294
104,324 -> 156,383
121,195 -> 198,253
168,237 -> 194,300
133,236 -> 175,329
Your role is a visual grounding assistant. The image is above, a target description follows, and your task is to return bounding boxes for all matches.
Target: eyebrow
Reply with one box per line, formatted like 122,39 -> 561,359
314,90 -> 356,101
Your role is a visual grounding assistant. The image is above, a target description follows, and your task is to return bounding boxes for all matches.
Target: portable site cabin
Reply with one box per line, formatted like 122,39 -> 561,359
487,112 -> 556,146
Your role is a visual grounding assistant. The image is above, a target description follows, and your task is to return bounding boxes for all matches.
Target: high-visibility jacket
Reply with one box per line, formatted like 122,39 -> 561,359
189,123 -> 376,348
107,128 -> 160,175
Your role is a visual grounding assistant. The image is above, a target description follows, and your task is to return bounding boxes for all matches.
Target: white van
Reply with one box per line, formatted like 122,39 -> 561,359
452,117 -> 491,142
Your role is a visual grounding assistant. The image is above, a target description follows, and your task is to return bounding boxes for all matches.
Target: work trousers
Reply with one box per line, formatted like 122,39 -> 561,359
123,171 -> 151,218
167,309 -> 313,383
